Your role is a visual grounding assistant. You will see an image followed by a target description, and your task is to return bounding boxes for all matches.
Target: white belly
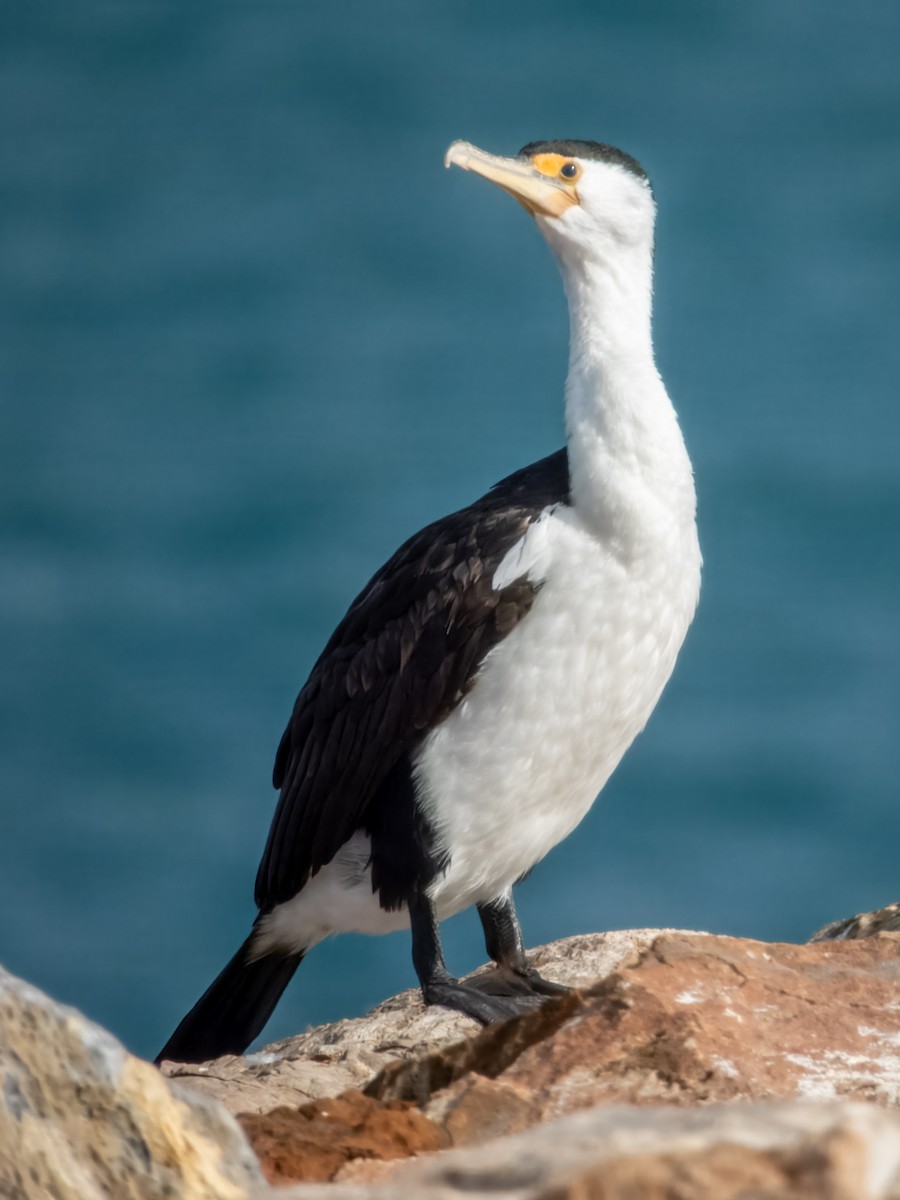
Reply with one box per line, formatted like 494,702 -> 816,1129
255,503 -> 700,955
417,504 -> 700,917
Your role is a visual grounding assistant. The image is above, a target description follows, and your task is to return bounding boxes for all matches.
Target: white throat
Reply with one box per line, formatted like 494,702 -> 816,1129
539,215 -> 696,542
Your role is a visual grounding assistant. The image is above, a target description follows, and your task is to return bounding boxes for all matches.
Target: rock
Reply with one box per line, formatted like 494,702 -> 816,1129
162,928 -> 669,1117
237,1090 -> 447,1185
811,902 -> 900,941
226,929 -> 900,1184
267,1100 -> 900,1200
370,933 -> 900,1141
10,919 -> 900,1195
0,965 -> 265,1200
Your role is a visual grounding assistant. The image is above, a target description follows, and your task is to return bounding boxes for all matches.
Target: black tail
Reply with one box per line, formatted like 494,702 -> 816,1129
155,935 -> 304,1064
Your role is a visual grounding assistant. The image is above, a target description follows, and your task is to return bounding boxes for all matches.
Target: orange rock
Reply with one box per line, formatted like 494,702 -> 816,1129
168,924 -> 900,1189
237,1088 -> 447,1184
368,933 -> 900,1140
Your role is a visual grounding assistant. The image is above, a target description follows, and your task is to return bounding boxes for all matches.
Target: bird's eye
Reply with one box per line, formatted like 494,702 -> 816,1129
559,161 -> 580,180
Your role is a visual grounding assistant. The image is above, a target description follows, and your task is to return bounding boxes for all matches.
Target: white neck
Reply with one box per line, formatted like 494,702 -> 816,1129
542,224 -> 696,540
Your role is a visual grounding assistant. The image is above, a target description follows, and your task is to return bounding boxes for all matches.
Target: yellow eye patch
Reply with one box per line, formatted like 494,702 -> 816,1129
531,153 -> 581,182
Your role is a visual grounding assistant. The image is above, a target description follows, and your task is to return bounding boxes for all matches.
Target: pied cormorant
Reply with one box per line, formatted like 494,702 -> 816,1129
157,139 -> 701,1064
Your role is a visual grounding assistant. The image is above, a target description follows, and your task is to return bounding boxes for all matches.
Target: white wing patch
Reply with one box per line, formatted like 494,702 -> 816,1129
492,504 -> 560,591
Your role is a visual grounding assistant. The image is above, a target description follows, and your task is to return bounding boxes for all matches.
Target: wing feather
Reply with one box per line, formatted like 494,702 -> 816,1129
254,449 -> 569,910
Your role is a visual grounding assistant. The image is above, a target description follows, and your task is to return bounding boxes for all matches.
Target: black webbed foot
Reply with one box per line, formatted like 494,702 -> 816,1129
422,974 -> 545,1023
410,892 -> 548,1023
410,889 -> 566,1027
476,895 -> 571,998
467,964 -> 569,999
512,966 -> 571,996
466,968 -> 538,997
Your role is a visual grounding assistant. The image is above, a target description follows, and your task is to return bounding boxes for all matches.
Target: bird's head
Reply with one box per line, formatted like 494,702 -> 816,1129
445,138 -> 655,270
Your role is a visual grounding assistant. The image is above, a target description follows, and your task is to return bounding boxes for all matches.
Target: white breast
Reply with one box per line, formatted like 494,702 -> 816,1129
415,499 -> 701,920
255,460 -> 700,959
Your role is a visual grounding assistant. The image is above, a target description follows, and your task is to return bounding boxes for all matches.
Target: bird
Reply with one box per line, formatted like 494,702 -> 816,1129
156,138 -> 701,1065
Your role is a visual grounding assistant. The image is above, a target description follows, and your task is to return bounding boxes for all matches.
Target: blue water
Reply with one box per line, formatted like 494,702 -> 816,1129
2,3 -> 899,1061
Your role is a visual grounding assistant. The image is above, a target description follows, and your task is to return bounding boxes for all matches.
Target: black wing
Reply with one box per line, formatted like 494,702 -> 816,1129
254,449 -> 570,910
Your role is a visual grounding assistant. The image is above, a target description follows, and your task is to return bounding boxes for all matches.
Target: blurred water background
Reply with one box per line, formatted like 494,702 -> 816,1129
2,2 -> 899,1061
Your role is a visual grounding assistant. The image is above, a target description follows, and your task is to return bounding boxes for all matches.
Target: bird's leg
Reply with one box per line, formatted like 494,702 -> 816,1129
476,893 -> 570,997
408,889 -> 544,1023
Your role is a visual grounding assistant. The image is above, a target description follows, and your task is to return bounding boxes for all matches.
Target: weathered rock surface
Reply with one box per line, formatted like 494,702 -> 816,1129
220,930 -> 900,1184
377,933 -> 900,1123
269,1100 -> 900,1200
162,928 -> 667,1117
7,911 -> 900,1198
0,966 -> 264,1200
811,901 -> 900,942
239,1090 -> 447,1185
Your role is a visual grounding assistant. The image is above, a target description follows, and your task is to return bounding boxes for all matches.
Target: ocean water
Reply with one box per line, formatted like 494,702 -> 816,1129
1,3 -> 898,1061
